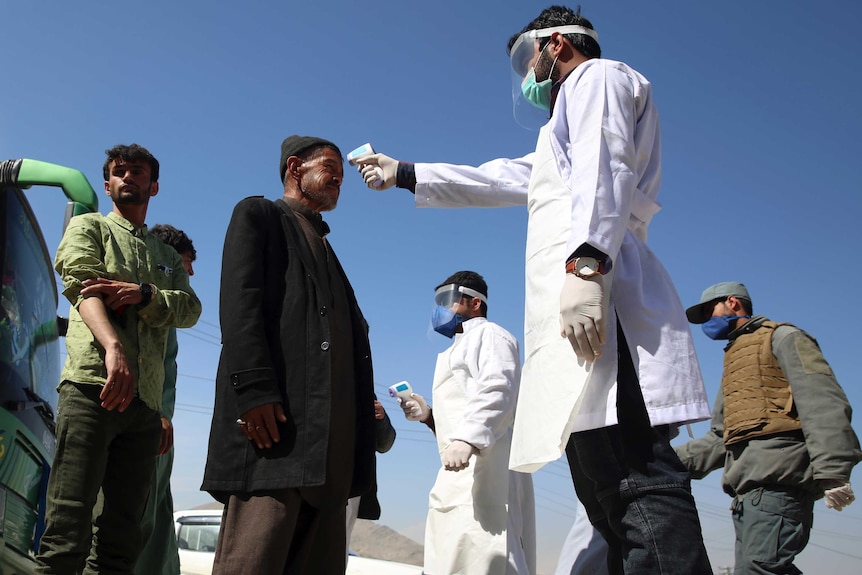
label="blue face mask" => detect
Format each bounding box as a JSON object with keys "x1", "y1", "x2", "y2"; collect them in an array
[
  {"x1": 702, "y1": 315, "x2": 750, "y2": 340},
  {"x1": 431, "y1": 306, "x2": 463, "y2": 339}
]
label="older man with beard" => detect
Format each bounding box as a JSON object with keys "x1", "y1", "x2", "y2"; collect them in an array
[{"x1": 202, "y1": 136, "x2": 377, "y2": 575}]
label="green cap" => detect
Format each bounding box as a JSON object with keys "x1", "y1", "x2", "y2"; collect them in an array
[{"x1": 685, "y1": 282, "x2": 751, "y2": 324}]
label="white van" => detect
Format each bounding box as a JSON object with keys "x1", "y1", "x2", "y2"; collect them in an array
[{"x1": 173, "y1": 508, "x2": 423, "y2": 575}]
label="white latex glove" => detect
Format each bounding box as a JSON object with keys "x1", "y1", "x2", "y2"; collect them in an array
[
  {"x1": 398, "y1": 392, "x2": 430, "y2": 422},
  {"x1": 824, "y1": 482, "x2": 855, "y2": 511},
  {"x1": 559, "y1": 274, "x2": 607, "y2": 360},
  {"x1": 356, "y1": 153, "x2": 398, "y2": 190},
  {"x1": 442, "y1": 440, "x2": 478, "y2": 471}
]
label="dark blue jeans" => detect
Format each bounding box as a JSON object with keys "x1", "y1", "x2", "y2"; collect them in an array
[{"x1": 565, "y1": 326, "x2": 712, "y2": 575}]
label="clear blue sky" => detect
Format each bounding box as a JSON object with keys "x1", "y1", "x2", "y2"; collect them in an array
[{"x1": 4, "y1": 1, "x2": 861, "y2": 572}]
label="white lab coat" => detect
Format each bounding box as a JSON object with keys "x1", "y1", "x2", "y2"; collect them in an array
[
  {"x1": 414, "y1": 59, "x2": 710, "y2": 472},
  {"x1": 553, "y1": 498, "x2": 609, "y2": 575},
  {"x1": 425, "y1": 318, "x2": 535, "y2": 575}
]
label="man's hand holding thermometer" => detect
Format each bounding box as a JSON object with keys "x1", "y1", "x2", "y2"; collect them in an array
[
  {"x1": 347, "y1": 143, "x2": 399, "y2": 190},
  {"x1": 388, "y1": 381, "x2": 430, "y2": 422}
]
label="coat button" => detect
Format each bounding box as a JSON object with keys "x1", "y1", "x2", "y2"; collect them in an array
[
  {"x1": 320, "y1": 341, "x2": 330, "y2": 351},
  {"x1": 319, "y1": 306, "x2": 327, "y2": 316}
]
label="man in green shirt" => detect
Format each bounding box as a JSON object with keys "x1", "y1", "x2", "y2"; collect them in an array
[{"x1": 37, "y1": 144, "x2": 202, "y2": 574}]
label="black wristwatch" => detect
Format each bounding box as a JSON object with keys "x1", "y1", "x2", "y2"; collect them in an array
[{"x1": 139, "y1": 283, "x2": 153, "y2": 306}]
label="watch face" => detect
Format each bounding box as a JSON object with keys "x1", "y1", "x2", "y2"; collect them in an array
[
  {"x1": 140, "y1": 283, "x2": 153, "y2": 302},
  {"x1": 576, "y1": 257, "x2": 600, "y2": 277}
]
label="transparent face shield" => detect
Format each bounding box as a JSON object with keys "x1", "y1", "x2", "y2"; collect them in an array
[
  {"x1": 433, "y1": 284, "x2": 487, "y2": 310},
  {"x1": 509, "y1": 25, "x2": 599, "y2": 130},
  {"x1": 428, "y1": 284, "x2": 488, "y2": 339}
]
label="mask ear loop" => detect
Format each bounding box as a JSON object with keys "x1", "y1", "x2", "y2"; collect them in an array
[
  {"x1": 538, "y1": 32, "x2": 564, "y2": 83},
  {"x1": 544, "y1": 56, "x2": 559, "y2": 83},
  {"x1": 530, "y1": 41, "x2": 550, "y2": 80}
]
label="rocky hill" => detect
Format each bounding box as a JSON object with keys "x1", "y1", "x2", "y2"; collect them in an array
[
  {"x1": 351, "y1": 519, "x2": 424, "y2": 566},
  {"x1": 190, "y1": 501, "x2": 424, "y2": 567}
]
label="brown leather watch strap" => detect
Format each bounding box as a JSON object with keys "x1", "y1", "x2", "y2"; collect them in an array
[{"x1": 565, "y1": 257, "x2": 605, "y2": 276}]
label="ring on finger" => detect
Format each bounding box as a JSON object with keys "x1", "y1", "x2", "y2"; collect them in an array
[{"x1": 236, "y1": 418, "x2": 246, "y2": 425}]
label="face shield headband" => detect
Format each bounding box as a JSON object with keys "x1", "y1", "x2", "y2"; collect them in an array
[
  {"x1": 509, "y1": 24, "x2": 599, "y2": 77},
  {"x1": 433, "y1": 284, "x2": 488, "y2": 309}
]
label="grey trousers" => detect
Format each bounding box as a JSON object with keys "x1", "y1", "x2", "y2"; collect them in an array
[{"x1": 731, "y1": 487, "x2": 814, "y2": 575}]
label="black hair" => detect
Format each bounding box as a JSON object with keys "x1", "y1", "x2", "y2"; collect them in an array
[
  {"x1": 436, "y1": 270, "x2": 488, "y2": 316},
  {"x1": 103, "y1": 144, "x2": 160, "y2": 182},
  {"x1": 150, "y1": 224, "x2": 196, "y2": 261},
  {"x1": 706, "y1": 295, "x2": 754, "y2": 318},
  {"x1": 507, "y1": 5, "x2": 601, "y2": 60}
]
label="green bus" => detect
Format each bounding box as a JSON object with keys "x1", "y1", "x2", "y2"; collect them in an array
[{"x1": 0, "y1": 159, "x2": 97, "y2": 573}]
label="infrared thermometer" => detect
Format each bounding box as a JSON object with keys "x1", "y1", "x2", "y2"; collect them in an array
[
  {"x1": 347, "y1": 142, "x2": 384, "y2": 188},
  {"x1": 388, "y1": 380, "x2": 413, "y2": 402}
]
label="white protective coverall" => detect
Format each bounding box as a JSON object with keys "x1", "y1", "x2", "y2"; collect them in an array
[
  {"x1": 425, "y1": 317, "x2": 536, "y2": 575},
  {"x1": 553, "y1": 498, "x2": 608, "y2": 575},
  {"x1": 412, "y1": 59, "x2": 710, "y2": 472}
]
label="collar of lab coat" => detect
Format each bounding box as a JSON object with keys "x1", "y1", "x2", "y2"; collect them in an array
[{"x1": 456, "y1": 316, "x2": 488, "y2": 338}]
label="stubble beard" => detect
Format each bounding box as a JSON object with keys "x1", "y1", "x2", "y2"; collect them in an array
[
  {"x1": 301, "y1": 186, "x2": 337, "y2": 212},
  {"x1": 112, "y1": 183, "x2": 151, "y2": 206},
  {"x1": 534, "y1": 49, "x2": 557, "y2": 84},
  {"x1": 299, "y1": 172, "x2": 339, "y2": 212}
]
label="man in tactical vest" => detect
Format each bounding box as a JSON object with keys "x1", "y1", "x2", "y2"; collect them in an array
[{"x1": 676, "y1": 281, "x2": 861, "y2": 574}]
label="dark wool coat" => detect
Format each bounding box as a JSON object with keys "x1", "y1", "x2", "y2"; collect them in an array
[{"x1": 201, "y1": 197, "x2": 375, "y2": 503}]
